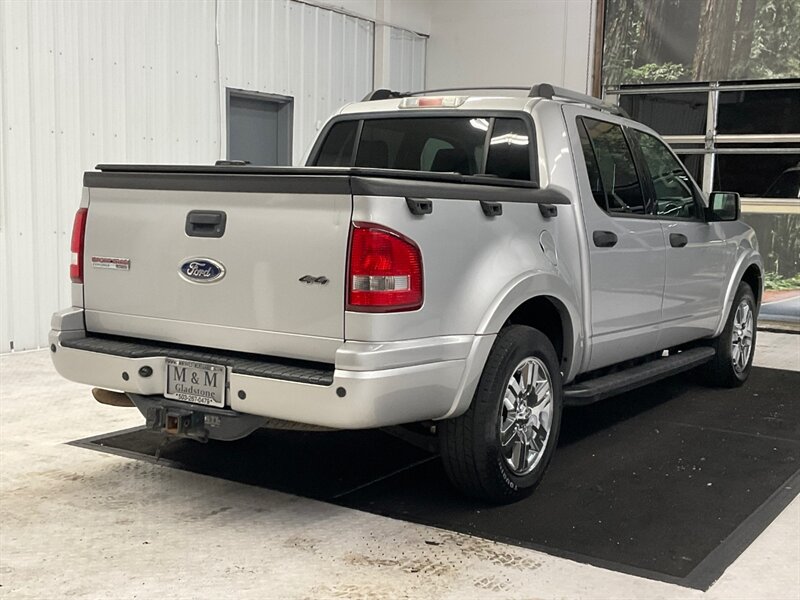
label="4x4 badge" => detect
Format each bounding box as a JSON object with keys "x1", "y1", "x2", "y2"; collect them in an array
[{"x1": 299, "y1": 275, "x2": 329, "y2": 285}]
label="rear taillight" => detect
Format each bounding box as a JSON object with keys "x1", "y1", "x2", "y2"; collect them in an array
[
  {"x1": 70, "y1": 208, "x2": 88, "y2": 283},
  {"x1": 347, "y1": 222, "x2": 423, "y2": 312}
]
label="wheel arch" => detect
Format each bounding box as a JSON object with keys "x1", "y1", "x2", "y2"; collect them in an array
[
  {"x1": 476, "y1": 273, "x2": 582, "y2": 382},
  {"x1": 504, "y1": 295, "x2": 574, "y2": 378},
  {"x1": 741, "y1": 263, "x2": 763, "y2": 308},
  {"x1": 441, "y1": 274, "x2": 582, "y2": 422},
  {"x1": 714, "y1": 253, "x2": 764, "y2": 338}
]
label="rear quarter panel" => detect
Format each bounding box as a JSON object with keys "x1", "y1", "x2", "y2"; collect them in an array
[{"x1": 346, "y1": 190, "x2": 584, "y2": 378}]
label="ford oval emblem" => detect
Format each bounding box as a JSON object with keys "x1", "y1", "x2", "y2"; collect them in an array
[{"x1": 179, "y1": 258, "x2": 226, "y2": 284}]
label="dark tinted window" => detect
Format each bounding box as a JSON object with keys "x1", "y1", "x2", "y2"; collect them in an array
[
  {"x1": 577, "y1": 119, "x2": 607, "y2": 210},
  {"x1": 631, "y1": 129, "x2": 701, "y2": 219},
  {"x1": 314, "y1": 121, "x2": 357, "y2": 166},
  {"x1": 355, "y1": 118, "x2": 487, "y2": 174},
  {"x1": 579, "y1": 117, "x2": 647, "y2": 214},
  {"x1": 718, "y1": 89, "x2": 800, "y2": 135},
  {"x1": 311, "y1": 116, "x2": 535, "y2": 181},
  {"x1": 485, "y1": 118, "x2": 531, "y2": 180},
  {"x1": 764, "y1": 169, "x2": 800, "y2": 198},
  {"x1": 714, "y1": 152, "x2": 800, "y2": 197}
]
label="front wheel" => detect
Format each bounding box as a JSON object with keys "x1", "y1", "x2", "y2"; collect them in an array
[
  {"x1": 705, "y1": 282, "x2": 757, "y2": 387},
  {"x1": 439, "y1": 325, "x2": 563, "y2": 504}
]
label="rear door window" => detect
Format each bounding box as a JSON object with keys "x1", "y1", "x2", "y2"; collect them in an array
[{"x1": 578, "y1": 117, "x2": 647, "y2": 215}]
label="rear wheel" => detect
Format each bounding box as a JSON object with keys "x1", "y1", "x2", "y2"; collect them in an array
[
  {"x1": 705, "y1": 282, "x2": 757, "y2": 387},
  {"x1": 439, "y1": 325, "x2": 562, "y2": 504}
]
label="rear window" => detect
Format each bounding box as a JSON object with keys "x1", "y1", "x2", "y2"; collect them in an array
[{"x1": 313, "y1": 116, "x2": 534, "y2": 181}]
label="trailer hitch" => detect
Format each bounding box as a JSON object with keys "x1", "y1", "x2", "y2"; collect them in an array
[{"x1": 145, "y1": 406, "x2": 209, "y2": 443}]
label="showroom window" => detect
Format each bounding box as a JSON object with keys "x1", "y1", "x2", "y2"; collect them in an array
[{"x1": 577, "y1": 117, "x2": 647, "y2": 215}]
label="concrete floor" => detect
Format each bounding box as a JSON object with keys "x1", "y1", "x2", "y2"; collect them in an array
[{"x1": 1, "y1": 332, "x2": 799, "y2": 600}]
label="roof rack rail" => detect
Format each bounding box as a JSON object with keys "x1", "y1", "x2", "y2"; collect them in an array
[
  {"x1": 360, "y1": 83, "x2": 629, "y2": 118},
  {"x1": 407, "y1": 86, "x2": 531, "y2": 96},
  {"x1": 361, "y1": 86, "x2": 532, "y2": 101},
  {"x1": 361, "y1": 89, "x2": 408, "y2": 101},
  {"x1": 529, "y1": 83, "x2": 629, "y2": 117}
]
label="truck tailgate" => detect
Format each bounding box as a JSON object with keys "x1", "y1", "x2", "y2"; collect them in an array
[{"x1": 82, "y1": 182, "x2": 351, "y2": 363}]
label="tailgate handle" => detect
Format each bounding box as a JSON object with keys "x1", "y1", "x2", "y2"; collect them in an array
[
  {"x1": 186, "y1": 210, "x2": 227, "y2": 238},
  {"x1": 480, "y1": 201, "x2": 503, "y2": 217},
  {"x1": 406, "y1": 197, "x2": 433, "y2": 216}
]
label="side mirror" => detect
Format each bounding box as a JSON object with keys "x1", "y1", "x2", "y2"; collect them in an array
[{"x1": 707, "y1": 191, "x2": 740, "y2": 221}]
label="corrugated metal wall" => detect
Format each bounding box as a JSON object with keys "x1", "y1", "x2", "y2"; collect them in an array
[
  {"x1": 386, "y1": 27, "x2": 426, "y2": 92},
  {"x1": 0, "y1": 0, "x2": 392, "y2": 353},
  {"x1": 217, "y1": 0, "x2": 374, "y2": 163}
]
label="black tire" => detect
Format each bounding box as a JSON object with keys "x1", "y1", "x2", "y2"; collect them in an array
[
  {"x1": 705, "y1": 282, "x2": 757, "y2": 388},
  {"x1": 439, "y1": 325, "x2": 563, "y2": 504}
]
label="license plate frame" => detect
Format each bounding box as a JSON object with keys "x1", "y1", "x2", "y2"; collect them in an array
[{"x1": 164, "y1": 358, "x2": 227, "y2": 409}]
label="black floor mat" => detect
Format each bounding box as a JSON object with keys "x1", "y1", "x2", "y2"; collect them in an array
[{"x1": 72, "y1": 367, "x2": 800, "y2": 589}]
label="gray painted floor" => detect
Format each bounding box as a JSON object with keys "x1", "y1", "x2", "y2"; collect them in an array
[{"x1": 1, "y1": 333, "x2": 799, "y2": 599}]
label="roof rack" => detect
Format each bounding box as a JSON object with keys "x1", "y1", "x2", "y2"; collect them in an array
[
  {"x1": 529, "y1": 83, "x2": 629, "y2": 117},
  {"x1": 361, "y1": 83, "x2": 629, "y2": 117}
]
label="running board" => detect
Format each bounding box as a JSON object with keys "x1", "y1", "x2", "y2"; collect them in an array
[{"x1": 564, "y1": 347, "x2": 716, "y2": 406}]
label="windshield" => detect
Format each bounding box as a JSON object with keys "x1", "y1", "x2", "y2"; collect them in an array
[{"x1": 312, "y1": 116, "x2": 534, "y2": 181}]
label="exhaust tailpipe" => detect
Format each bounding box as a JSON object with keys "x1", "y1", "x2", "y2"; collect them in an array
[{"x1": 92, "y1": 388, "x2": 134, "y2": 407}]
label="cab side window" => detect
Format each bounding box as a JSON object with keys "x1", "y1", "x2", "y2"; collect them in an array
[
  {"x1": 577, "y1": 117, "x2": 647, "y2": 215},
  {"x1": 631, "y1": 129, "x2": 701, "y2": 219}
]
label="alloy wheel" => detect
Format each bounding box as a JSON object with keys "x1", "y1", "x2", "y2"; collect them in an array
[
  {"x1": 731, "y1": 299, "x2": 754, "y2": 374},
  {"x1": 499, "y1": 357, "x2": 553, "y2": 476}
]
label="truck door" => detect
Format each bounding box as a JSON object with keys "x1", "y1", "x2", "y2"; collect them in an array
[
  {"x1": 565, "y1": 109, "x2": 667, "y2": 371},
  {"x1": 627, "y1": 127, "x2": 732, "y2": 346}
]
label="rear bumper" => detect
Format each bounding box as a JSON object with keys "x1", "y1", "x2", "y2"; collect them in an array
[{"x1": 50, "y1": 308, "x2": 494, "y2": 429}]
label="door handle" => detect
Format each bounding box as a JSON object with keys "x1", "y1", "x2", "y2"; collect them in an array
[
  {"x1": 185, "y1": 210, "x2": 227, "y2": 238},
  {"x1": 669, "y1": 233, "x2": 688, "y2": 248},
  {"x1": 593, "y1": 230, "x2": 618, "y2": 248}
]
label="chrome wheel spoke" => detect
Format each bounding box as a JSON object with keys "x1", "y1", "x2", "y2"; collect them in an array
[
  {"x1": 500, "y1": 420, "x2": 516, "y2": 447},
  {"x1": 503, "y1": 392, "x2": 516, "y2": 413},
  {"x1": 511, "y1": 438, "x2": 525, "y2": 471},
  {"x1": 521, "y1": 361, "x2": 534, "y2": 394},
  {"x1": 527, "y1": 421, "x2": 544, "y2": 452}
]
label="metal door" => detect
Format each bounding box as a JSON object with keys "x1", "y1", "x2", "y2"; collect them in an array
[{"x1": 227, "y1": 90, "x2": 293, "y2": 166}]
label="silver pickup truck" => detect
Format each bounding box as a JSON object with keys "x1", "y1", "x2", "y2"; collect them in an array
[{"x1": 51, "y1": 84, "x2": 762, "y2": 503}]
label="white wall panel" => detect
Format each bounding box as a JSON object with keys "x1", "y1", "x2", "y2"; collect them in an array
[
  {"x1": 0, "y1": 0, "x2": 383, "y2": 353},
  {"x1": 217, "y1": 0, "x2": 374, "y2": 164},
  {"x1": 426, "y1": 0, "x2": 594, "y2": 93},
  {"x1": 387, "y1": 27, "x2": 426, "y2": 92}
]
